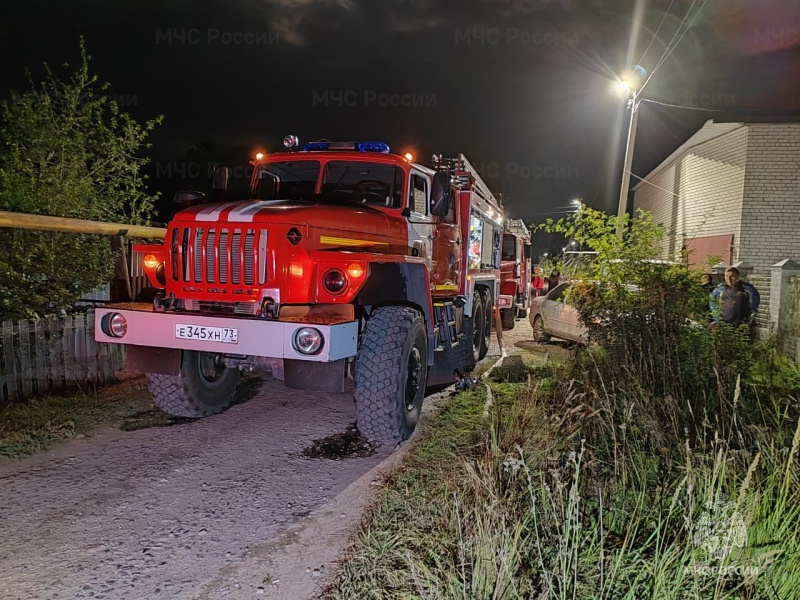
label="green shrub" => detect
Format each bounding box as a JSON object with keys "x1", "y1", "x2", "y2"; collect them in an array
[{"x1": 0, "y1": 40, "x2": 161, "y2": 319}]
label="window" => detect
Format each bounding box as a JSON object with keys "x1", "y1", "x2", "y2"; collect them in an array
[
  {"x1": 548, "y1": 283, "x2": 569, "y2": 301},
  {"x1": 253, "y1": 161, "x2": 319, "y2": 200},
  {"x1": 321, "y1": 162, "x2": 404, "y2": 207},
  {"x1": 409, "y1": 174, "x2": 428, "y2": 215},
  {"x1": 502, "y1": 234, "x2": 516, "y2": 261}
]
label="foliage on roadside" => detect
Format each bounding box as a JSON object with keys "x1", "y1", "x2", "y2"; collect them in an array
[
  {"x1": 325, "y1": 208, "x2": 800, "y2": 599},
  {"x1": 0, "y1": 377, "x2": 152, "y2": 458},
  {"x1": 0, "y1": 39, "x2": 161, "y2": 319}
]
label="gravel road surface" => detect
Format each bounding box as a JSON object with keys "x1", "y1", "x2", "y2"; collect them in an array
[{"x1": 0, "y1": 318, "x2": 537, "y2": 600}]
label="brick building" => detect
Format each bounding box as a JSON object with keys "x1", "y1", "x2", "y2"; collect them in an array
[{"x1": 633, "y1": 119, "x2": 800, "y2": 274}]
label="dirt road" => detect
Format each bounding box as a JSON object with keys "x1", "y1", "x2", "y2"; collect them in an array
[{"x1": 0, "y1": 319, "x2": 536, "y2": 600}]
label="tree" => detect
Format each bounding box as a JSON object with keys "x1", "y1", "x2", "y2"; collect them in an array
[{"x1": 0, "y1": 40, "x2": 162, "y2": 319}]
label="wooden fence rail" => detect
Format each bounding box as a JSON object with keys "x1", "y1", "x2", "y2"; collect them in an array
[{"x1": 0, "y1": 312, "x2": 125, "y2": 403}]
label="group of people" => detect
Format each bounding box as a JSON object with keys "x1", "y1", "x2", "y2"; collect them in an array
[{"x1": 702, "y1": 267, "x2": 760, "y2": 330}]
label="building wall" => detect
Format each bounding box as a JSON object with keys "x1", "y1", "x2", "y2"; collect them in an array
[
  {"x1": 740, "y1": 124, "x2": 800, "y2": 272},
  {"x1": 678, "y1": 126, "x2": 748, "y2": 264},
  {"x1": 633, "y1": 162, "x2": 680, "y2": 258},
  {"x1": 634, "y1": 126, "x2": 748, "y2": 263}
]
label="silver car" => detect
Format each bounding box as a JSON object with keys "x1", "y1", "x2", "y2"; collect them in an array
[{"x1": 528, "y1": 282, "x2": 588, "y2": 344}]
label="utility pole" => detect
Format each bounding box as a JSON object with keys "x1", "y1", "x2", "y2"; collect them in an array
[
  {"x1": 615, "y1": 90, "x2": 640, "y2": 239},
  {"x1": 614, "y1": 64, "x2": 647, "y2": 240}
]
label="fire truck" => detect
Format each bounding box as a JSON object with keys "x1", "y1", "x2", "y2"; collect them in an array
[
  {"x1": 497, "y1": 218, "x2": 532, "y2": 330},
  {"x1": 95, "y1": 137, "x2": 504, "y2": 442}
]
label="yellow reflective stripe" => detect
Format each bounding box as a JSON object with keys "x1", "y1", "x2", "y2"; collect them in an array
[
  {"x1": 434, "y1": 284, "x2": 459, "y2": 291},
  {"x1": 319, "y1": 235, "x2": 388, "y2": 247}
]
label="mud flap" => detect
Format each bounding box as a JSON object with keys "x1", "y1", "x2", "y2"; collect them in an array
[
  {"x1": 124, "y1": 345, "x2": 181, "y2": 375},
  {"x1": 284, "y1": 358, "x2": 346, "y2": 393}
]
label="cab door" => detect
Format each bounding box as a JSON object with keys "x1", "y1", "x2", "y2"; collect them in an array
[
  {"x1": 431, "y1": 189, "x2": 461, "y2": 294},
  {"x1": 406, "y1": 171, "x2": 434, "y2": 270}
]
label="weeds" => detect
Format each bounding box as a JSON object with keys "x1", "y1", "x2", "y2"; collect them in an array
[{"x1": 0, "y1": 377, "x2": 151, "y2": 457}]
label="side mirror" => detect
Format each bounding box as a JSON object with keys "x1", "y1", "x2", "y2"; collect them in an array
[
  {"x1": 430, "y1": 171, "x2": 452, "y2": 218},
  {"x1": 174, "y1": 190, "x2": 207, "y2": 208},
  {"x1": 211, "y1": 165, "x2": 229, "y2": 202}
]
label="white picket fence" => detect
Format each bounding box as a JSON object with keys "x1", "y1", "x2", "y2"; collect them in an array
[{"x1": 0, "y1": 312, "x2": 126, "y2": 403}]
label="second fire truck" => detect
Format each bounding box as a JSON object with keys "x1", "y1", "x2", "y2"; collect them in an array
[
  {"x1": 95, "y1": 137, "x2": 504, "y2": 442},
  {"x1": 498, "y1": 218, "x2": 532, "y2": 330}
]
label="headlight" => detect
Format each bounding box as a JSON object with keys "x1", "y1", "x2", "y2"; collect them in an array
[
  {"x1": 293, "y1": 327, "x2": 323, "y2": 355},
  {"x1": 143, "y1": 254, "x2": 160, "y2": 269},
  {"x1": 155, "y1": 263, "x2": 167, "y2": 286},
  {"x1": 101, "y1": 313, "x2": 128, "y2": 338},
  {"x1": 322, "y1": 269, "x2": 347, "y2": 294}
]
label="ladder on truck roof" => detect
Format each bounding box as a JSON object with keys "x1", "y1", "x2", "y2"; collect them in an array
[
  {"x1": 434, "y1": 153, "x2": 501, "y2": 210},
  {"x1": 505, "y1": 218, "x2": 531, "y2": 241}
]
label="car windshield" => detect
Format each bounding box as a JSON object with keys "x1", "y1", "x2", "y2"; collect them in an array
[{"x1": 253, "y1": 159, "x2": 404, "y2": 208}]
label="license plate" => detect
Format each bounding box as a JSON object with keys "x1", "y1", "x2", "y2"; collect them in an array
[{"x1": 175, "y1": 324, "x2": 238, "y2": 344}]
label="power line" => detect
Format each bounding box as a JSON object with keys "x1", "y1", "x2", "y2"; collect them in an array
[
  {"x1": 640, "y1": 0, "x2": 708, "y2": 94},
  {"x1": 635, "y1": 0, "x2": 675, "y2": 68},
  {"x1": 641, "y1": 97, "x2": 730, "y2": 112}
]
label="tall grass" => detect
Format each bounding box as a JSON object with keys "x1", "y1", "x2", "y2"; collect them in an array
[{"x1": 324, "y1": 349, "x2": 800, "y2": 599}]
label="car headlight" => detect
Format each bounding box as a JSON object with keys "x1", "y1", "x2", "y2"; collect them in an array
[{"x1": 293, "y1": 327, "x2": 324, "y2": 355}]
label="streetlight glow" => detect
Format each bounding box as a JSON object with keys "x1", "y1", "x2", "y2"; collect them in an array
[
  {"x1": 615, "y1": 64, "x2": 647, "y2": 239},
  {"x1": 614, "y1": 79, "x2": 631, "y2": 94}
]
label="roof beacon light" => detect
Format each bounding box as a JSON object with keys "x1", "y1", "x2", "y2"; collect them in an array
[
  {"x1": 255, "y1": 152, "x2": 265, "y2": 160},
  {"x1": 283, "y1": 134, "x2": 299, "y2": 149},
  {"x1": 302, "y1": 141, "x2": 390, "y2": 153}
]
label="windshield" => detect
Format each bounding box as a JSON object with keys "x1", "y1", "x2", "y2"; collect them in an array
[
  {"x1": 321, "y1": 161, "x2": 404, "y2": 207},
  {"x1": 502, "y1": 234, "x2": 516, "y2": 261},
  {"x1": 253, "y1": 161, "x2": 320, "y2": 201},
  {"x1": 253, "y1": 159, "x2": 404, "y2": 208}
]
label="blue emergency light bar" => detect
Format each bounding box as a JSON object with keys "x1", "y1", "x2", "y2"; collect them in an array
[{"x1": 302, "y1": 141, "x2": 391, "y2": 153}]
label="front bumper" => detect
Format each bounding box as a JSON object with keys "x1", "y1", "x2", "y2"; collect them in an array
[{"x1": 95, "y1": 304, "x2": 358, "y2": 362}]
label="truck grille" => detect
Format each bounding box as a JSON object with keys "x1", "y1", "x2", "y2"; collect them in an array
[{"x1": 170, "y1": 225, "x2": 268, "y2": 286}]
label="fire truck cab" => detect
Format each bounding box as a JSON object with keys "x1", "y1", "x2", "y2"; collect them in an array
[
  {"x1": 498, "y1": 218, "x2": 532, "y2": 330},
  {"x1": 95, "y1": 138, "x2": 503, "y2": 442}
]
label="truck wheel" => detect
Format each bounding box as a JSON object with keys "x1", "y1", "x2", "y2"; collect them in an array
[
  {"x1": 516, "y1": 306, "x2": 528, "y2": 320},
  {"x1": 478, "y1": 287, "x2": 491, "y2": 360},
  {"x1": 532, "y1": 316, "x2": 550, "y2": 344},
  {"x1": 354, "y1": 306, "x2": 428, "y2": 442},
  {"x1": 468, "y1": 290, "x2": 484, "y2": 366},
  {"x1": 500, "y1": 307, "x2": 516, "y2": 331},
  {"x1": 147, "y1": 351, "x2": 240, "y2": 418}
]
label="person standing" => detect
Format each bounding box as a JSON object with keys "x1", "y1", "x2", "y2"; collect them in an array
[
  {"x1": 532, "y1": 268, "x2": 545, "y2": 297},
  {"x1": 711, "y1": 267, "x2": 760, "y2": 328}
]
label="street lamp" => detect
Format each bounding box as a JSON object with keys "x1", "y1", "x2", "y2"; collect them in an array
[{"x1": 614, "y1": 65, "x2": 647, "y2": 239}]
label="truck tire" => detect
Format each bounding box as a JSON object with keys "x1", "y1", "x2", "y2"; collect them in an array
[
  {"x1": 468, "y1": 290, "x2": 484, "y2": 366},
  {"x1": 516, "y1": 306, "x2": 528, "y2": 320},
  {"x1": 354, "y1": 306, "x2": 428, "y2": 442},
  {"x1": 500, "y1": 307, "x2": 516, "y2": 331},
  {"x1": 532, "y1": 315, "x2": 550, "y2": 344},
  {"x1": 478, "y1": 287, "x2": 492, "y2": 360},
  {"x1": 147, "y1": 350, "x2": 240, "y2": 418}
]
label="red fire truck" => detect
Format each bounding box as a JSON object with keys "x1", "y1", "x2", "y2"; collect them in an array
[
  {"x1": 95, "y1": 138, "x2": 503, "y2": 442},
  {"x1": 498, "y1": 218, "x2": 532, "y2": 330}
]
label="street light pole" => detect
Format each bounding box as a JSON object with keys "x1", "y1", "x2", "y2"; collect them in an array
[{"x1": 616, "y1": 88, "x2": 640, "y2": 239}]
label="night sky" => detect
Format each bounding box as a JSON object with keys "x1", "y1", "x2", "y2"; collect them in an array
[{"x1": 3, "y1": 0, "x2": 800, "y2": 251}]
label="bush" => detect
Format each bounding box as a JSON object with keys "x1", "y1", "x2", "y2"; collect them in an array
[{"x1": 0, "y1": 40, "x2": 161, "y2": 319}]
